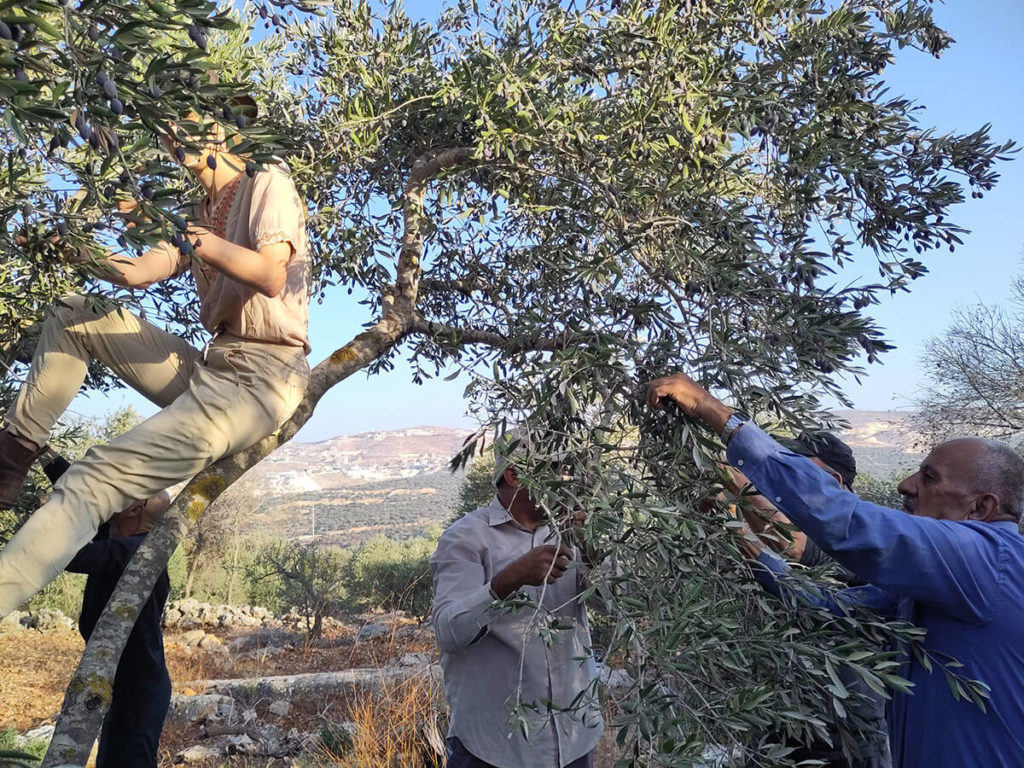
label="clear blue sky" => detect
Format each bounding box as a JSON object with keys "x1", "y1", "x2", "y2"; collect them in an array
[{"x1": 68, "y1": 0, "x2": 1024, "y2": 441}]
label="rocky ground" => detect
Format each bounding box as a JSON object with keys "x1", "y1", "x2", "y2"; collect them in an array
[
  {"x1": 0, "y1": 602, "x2": 623, "y2": 767},
  {"x1": 1, "y1": 602, "x2": 445, "y2": 766}
]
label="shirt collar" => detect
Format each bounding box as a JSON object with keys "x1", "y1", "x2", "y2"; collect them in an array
[
  {"x1": 485, "y1": 495, "x2": 545, "y2": 534},
  {"x1": 486, "y1": 496, "x2": 513, "y2": 527}
]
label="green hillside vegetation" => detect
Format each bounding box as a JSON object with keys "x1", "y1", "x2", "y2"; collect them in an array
[{"x1": 248, "y1": 470, "x2": 464, "y2": 545}]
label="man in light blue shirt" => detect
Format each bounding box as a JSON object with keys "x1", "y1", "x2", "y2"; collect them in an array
[{"x1": 647, "y1": 372, "x2": 1024, "y2": 768}]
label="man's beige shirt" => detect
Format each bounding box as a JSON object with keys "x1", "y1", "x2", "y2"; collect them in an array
[
  {"x1": 149, "y1": 162, "x2": 311, "y2": 352},
  {"x1": 431, "y1": 497, "x2": 604, "y2": 768}
]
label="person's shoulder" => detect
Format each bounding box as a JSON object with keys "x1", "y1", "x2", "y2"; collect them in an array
[
  {"x1": 438, "y1": 506, "x2": 493, "y2": 545},
  {"x1": 248, "y1": 160, "x2": 298, "y2": 194},
  {"x1": 954, "y1": 521, "x2": 1024, "y2": 559}
]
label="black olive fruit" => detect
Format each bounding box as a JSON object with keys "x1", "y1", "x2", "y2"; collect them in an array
[
  {"x1": 188, "y1": 24, "x2": 206, "y2": 50},
  {"x1": 174, "y1": 146, "x2": 186, "y2": 163},
  {"x1": 109, "y1": 99, "x2": 123, "y2": 115},
  {"x1": 206, "y1": 154, "x2": 217, "y2": 170}
]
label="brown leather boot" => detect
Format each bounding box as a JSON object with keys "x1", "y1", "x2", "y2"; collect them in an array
[{"x1": 0, "y1": 428, "x2": 47, "y2": 508}]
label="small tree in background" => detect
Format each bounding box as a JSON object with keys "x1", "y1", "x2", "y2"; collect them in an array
[
  {"x1": 915, "y1": 273, "x2": 1024, "y2": 444},
  {"x1": 1, "y1": 406, "x2": 142, "y2": 618},
  {"x1": 452, "y1": 453, "x2": 497, "y2": 524},
  {"x1": 346, "y1": 530, "x2": 441, "y2": 622},
  {"x1": 855, "y1": 472, "x2": 907, "y2": 510},
  {"x1": 244, "y1": 540, "x2": 351, "y2": 641}
]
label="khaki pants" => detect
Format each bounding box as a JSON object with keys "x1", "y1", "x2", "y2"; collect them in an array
[{"x1": 0, "y1": 295, "x2": 309, "y2": 615}]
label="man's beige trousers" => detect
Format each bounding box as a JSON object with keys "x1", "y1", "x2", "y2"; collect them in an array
[{"x1": 0, "y1": 295, "x2": 309, "y2": 615}]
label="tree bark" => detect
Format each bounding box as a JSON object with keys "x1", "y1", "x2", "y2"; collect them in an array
[{"x1": 41, "y1": 147, "x2": 480, "y2": 767}]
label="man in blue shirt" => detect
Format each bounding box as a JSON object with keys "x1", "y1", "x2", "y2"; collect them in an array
[{"x1": 647, "y1": 372, "x2": 1024, "y2": 768}]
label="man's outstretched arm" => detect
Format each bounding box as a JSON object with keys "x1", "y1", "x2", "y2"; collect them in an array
[
  {"x1": 746, "y1": 543, "x2": 899, "y2": 617},
  {"x1": 647, "y1": 373, "x2": 1012, "y2": 623}
]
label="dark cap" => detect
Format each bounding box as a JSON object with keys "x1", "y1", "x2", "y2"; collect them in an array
[{"x1": 775, "y1": 431, "x2": 857, "y2": 488}]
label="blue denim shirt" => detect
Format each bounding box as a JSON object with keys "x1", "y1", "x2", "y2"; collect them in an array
[{"x1": 728, "y1": 423, "x2": 1024, "y2": 768}]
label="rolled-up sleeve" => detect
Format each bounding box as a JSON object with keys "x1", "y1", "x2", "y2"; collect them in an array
[
  {"x1": 430, "y1": 526, "x2": 498, "y2": 653},
  {"x1": 727, "y1": 423, "x2": 1008, "y2": 623},
  {"x1": 248, "y1": 167, "x2": 305, "y2": 258}
]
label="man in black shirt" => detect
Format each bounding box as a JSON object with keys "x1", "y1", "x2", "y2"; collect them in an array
[
  {"x1": 728, "y1": 433, "x2": 890, "y2": 768},
  {"x1": 44, "y1": 456, "x2": 172, "y2": 768}
]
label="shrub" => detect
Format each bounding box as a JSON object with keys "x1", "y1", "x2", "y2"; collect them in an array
[
  {"x1": 243, "y1": 540, "x2": 352, "y2": 640},
  {"x1": 345, "y1": 533, "x2": 440, "y2": 621}
]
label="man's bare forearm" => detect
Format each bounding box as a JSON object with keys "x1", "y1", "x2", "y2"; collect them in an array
[
  {"x1": 190, "y1": 228, "x2": 289, "y2": 297},
  {"x1": 81, "y1": 248, "x2": 173, "y2": 290}
]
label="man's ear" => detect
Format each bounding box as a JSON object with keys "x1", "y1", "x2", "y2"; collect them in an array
[
  {"x1": 968, "y1": 493, "x2": 1001, "y2": 522},
  {"x1": 503, "y1": 466, "x2": 520, "y2": 489}
]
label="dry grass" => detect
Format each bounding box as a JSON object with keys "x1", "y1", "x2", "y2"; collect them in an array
[
  {"x1": 1, "y1": 619, "x2": 624, "y2": 767},
  {"x1": 309, "y1": 671, "x2": 446, "y2": 768},
  {"x1": 0, "y1": 626, "x2": 83, "y2": 730}
]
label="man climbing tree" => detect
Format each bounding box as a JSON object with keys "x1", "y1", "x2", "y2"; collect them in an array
[{"x1": 0, "y1": 105, "x2": 311, "y2": 616}]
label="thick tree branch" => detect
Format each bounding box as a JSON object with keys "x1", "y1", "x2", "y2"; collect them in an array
[
  {"x1": 43, "y1": 147, "x2": 478, "y2": 768},
  {"x1": 410, "y1": 316, "x2": 579, "y2": 353},
  {"x1": 418, "y1": 276, "x2": 494, "y2": 298}
]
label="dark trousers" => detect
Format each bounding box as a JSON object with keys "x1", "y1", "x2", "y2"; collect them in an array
[
  {"x1": 96, "y1": 675, "x2": 172, "y2": 768},
  {"x1": 446, "y1": 737, "x2": 594, "y2": 768}
]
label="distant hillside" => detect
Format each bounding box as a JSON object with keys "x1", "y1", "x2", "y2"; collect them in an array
[
  {"x1": 210, "y1": 414, "x2": 919, "y2": 547},
  {"x1": 830, "y1": 410, "x2": 922, "y2": 478},
  {"x1": 214, "y1": 426, "x2": 472, "y2": 547}
]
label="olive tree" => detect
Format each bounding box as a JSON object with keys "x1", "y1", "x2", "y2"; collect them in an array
[{"x1": 0, "y1": 0, "x2": 1012, "y2": 765}]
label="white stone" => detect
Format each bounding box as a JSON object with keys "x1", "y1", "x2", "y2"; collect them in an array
[
  {"x1": 0, "y1": 610, "x2": 26, "y2": 633},
  {"x1": 398, "y1": 652, "x2": 430, "y2": 667},
  {"x1": 600, "y1": 666, "x2": 634, "y2": 691},
  {"x1": 175, "y1": 744, "x2": 222, "y2": 763},
  {"x1": 268, "y1": 699, "x2": 291, "y2": 717},
  {"x1": 167, "y1": 694, "x2": 235, "y2": 727},
  {"x1": 198, "y1": 634, "x2": 223, "y2": 649},
  {"x1": 181, "y1": 629, "x2": 207, "y2": 646},
  {"x1": 357, "y1": 622, "x2": 388, "y2": 641},
  {"x1": 23, "y1": 724, "x2": 55, "y2": 743}
]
